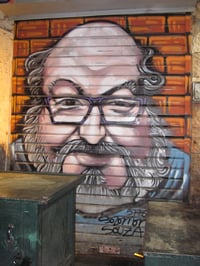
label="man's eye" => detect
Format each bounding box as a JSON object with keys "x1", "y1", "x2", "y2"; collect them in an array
[
  {"x1": 54, "y1": 98, "x2": 81, "y2": 108},
  {"x1": 106, "y1": 99, "x2": 139, "y2": 110}
]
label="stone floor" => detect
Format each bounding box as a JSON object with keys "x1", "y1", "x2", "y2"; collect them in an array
[{"x1": 75, "y1": 255, "x2": 144, "y2": 266}]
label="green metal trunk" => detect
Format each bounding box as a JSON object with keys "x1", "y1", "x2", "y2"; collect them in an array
[{"x1": 0, "y1": 172, "x2": 82, "y2": 266}]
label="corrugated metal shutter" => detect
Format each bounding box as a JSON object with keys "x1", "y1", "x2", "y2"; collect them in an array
[{"x1": 11, "y1": 14, "x2": 191, "y2": 256}]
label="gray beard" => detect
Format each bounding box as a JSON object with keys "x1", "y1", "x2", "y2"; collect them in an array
[{"x1": 36, "y1": 139, "x2": 147, "y2": 199}]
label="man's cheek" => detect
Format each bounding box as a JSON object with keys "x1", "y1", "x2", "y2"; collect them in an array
[
  {"x1": 38, "y1": 112, "x2": 77, "y2": 144},
  {"x1": 106, "y1": 126, "x2": 152, "y2": 158}
]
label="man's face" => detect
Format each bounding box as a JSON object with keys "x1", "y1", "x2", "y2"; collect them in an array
[{"x1": 36, "y1": 23, "x2": 152, "y2": 210}]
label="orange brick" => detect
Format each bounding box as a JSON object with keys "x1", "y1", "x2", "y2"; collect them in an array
[
  {"x1": 167, "y1": 96, "x2": 189, "y2": 115},
  {"x1": 188, "y1": 35, "x2": 192, "y2": 53},
  {"x1": 184, "y1": 76, "x2": 190, "y2": 94},
  {"x1": 166, "y1": 56, "x2": 183, "y2": 74},
  {"x1": 14, "y1": 40, "x2": 29, "y2": 57},
  {"x1": 135, "y1": 36, "x2": 148, "y2": 46},
  {"x1": 149, "y1": 35, "x2": 187, "y2": 55},
  {"x1": 161, "y1": 76, "x2": 187, "y2": 95},
  {"x1": 12, "y1": 77, "x2": 25, "y2": 94},
  {"x1": 168, "y1": 15, "x2": 192, "y2": 33},
  {"x1": 30, "y1": 39, "x2": 57, "y2": 53},
  {"x1": 151, "y1": 96, "x2": 167, "y2": 113},
  {"x1": 128, "y1": 16, "x2": 166, "y2": 33},
  {"x1": 185, "y1": 96, "x2": 192, "y2": 116},
  {"x1": 51, "y1": 18, "x2": 83, "y2": 37},
  {"x1": 171, "y1": 137, "x2": 191, "y2": 154},
  {"x1": 152, "y1": 55, "x2": 165, "y2": 73},
  {"x1": 165, "y1": 117, "x2": 185, "y2": 137},
  {"x1": 16, "y1": 20, "x2": 49, "y2": 39},
  {"x1": 186, "y1": 117, "x2": 191, "y2": 137},
  {"x1": 166, "y1": 56, "x2": 191, "y2": 74},
  {"x1": 185, "y1": 55, "x2": 192, "y2": 73},
  {"x1": 13, "y1": 58, "x2": 26, "y2": 76},
  {"x1": 85, "y1": 16, "x2": 127, "y2": 29},
  {"x1": 188, "y1": 77, "x2": 192, "y2": 94},
  {"x1": 186, "y1": 15, "x2": 192, "y2": 33},
  {"x1": 12, "y1": 95, "x2": 30, "y2": 114},
  {"x1": 11, "y1": 115, "x2": 23, "y2": 133},
  {"x1": 168, "y1": 96, "x2": 185, "y2": 115},
  {"x1": 10, "y1": 133, "x2": 19, "y2": 143}
]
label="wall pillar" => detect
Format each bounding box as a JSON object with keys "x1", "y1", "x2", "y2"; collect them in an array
[
  {"x1": 191, "y1": 0, "x2": 200, "y2": 205},
  {"x1": 0, "y1": 11, "x2": 14, "y2": 170}
]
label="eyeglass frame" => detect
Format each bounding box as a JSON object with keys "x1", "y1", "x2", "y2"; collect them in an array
[{"x1": 44, "y1": 94, "x2": 146, "y2": 126}]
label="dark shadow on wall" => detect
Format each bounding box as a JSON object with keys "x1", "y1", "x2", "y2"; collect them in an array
[
  {"x1": 0, "y1": 145, "x2": 6, "y2": 170},
  {"x1": 75, "y1": 255, "x2": 144, "y2": 266}
]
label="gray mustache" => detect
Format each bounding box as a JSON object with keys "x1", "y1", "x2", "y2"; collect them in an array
[{"x1": 54, "y1": 139, "x2": 131, "y2": 158}]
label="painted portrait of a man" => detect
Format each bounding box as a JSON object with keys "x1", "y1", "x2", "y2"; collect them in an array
[{"x1": 11, "y1": 21, "x2": 190, "y2": 217}]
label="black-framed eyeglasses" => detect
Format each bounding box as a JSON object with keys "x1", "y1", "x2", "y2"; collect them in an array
[{"x1": 44, "y1": 95, "x2": 146, "y2": 125}]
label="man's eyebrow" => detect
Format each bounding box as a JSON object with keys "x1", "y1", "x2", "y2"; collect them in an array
[
  {"x1": 48, "y1": 79, "x2": 84, "y2": 95},
  {"x1": 102, "y1": 80, "x2": 137, "y2": 96},
  {"x1": 48, "y1": 79, "x2": 137, "y2": 96}
]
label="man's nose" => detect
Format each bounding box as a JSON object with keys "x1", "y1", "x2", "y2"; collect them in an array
[{"x1": 79, "y1": 106, "x2": 106, "y2": 144}]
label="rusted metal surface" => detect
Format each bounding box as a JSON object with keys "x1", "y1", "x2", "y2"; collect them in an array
[{"x1": 144, "y1": 201, "x2": 200, "y2": 266}]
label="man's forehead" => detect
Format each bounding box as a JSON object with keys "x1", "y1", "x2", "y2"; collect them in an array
[
  {"x1": 47, "y1": 22, "x2": 141, "y2": 59},
  {"x1": 43, "y1": 22, "x2": 142, "y2": 93}
]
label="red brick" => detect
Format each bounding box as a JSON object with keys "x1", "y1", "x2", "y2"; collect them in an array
[
  {"x1": 161, "y1": 76, "x2": 188, "y2": 95},
  {"x1": 16, "y1": 20, "x2": 49, "y2": 39},
  {"x1": 149, "y1": 35, "x2": 187, "y2": 55},
  {"x1": 51, "y1": 18, "x2": 83, "y2": 37},
  {"x1": 14, "y1": 40, "x2": 29, "y2": 57},
  {"x1": 30, "y1": 39, "x2": 57, "y2": 53},
  {"x1": 85, "y1": 16, "x2": 127, "y2": 29},
  {"x1": 128, "y1": 16, "x2": 166, "y2": 33},
  {"x1": 168, "y1": 15, "x2": 192, "y2": 33}
]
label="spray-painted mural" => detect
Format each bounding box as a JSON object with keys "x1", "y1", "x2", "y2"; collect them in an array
[{"x1": 11, "y1": 16, "x2": 191, "y2": 255}]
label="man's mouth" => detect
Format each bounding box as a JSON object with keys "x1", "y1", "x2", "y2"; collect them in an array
[
  {"x1": 74, "y1": 152, "x2": 112, "y2": 167},
  {"x1": 51, "y1": 139, "x2": 131, "y2": 188},
  {"x1": 61, "y1": 149, "x2": 128, "y2": 190}
]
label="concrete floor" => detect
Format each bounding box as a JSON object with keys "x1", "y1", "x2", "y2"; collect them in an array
[{"x1": 75, "y1": 255, "x2": 144, "y2": 266}]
